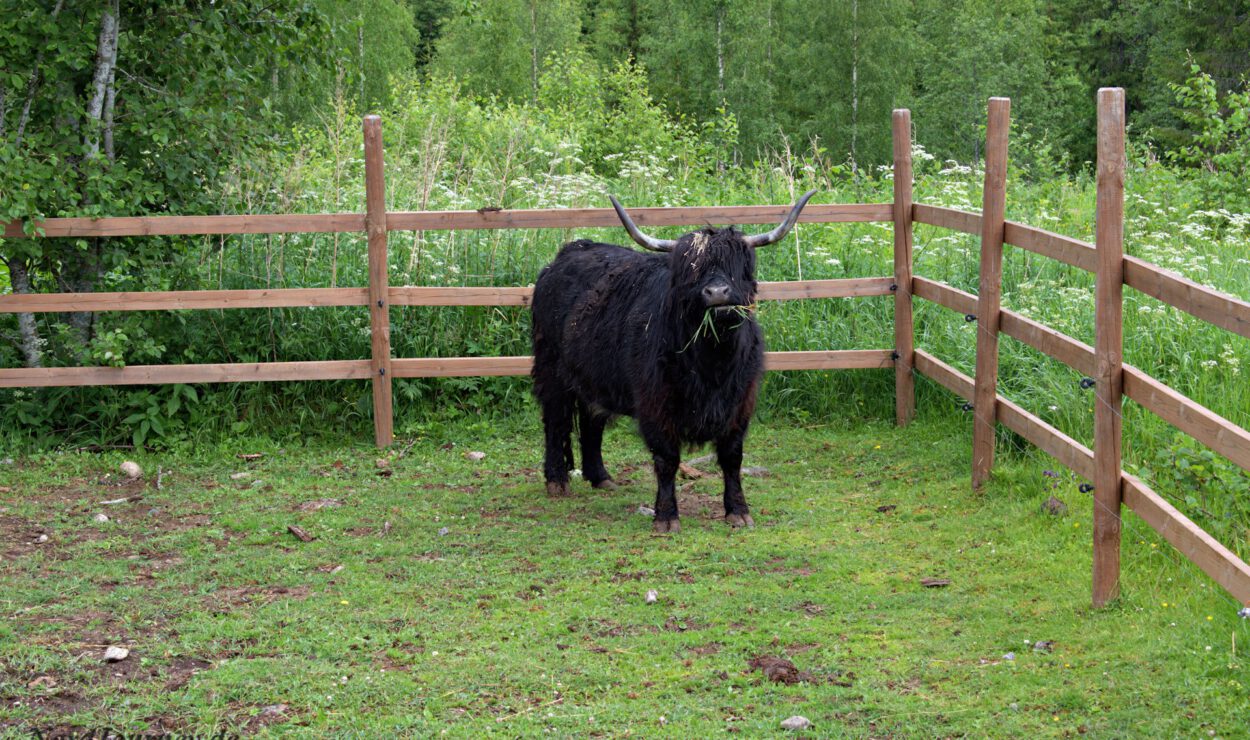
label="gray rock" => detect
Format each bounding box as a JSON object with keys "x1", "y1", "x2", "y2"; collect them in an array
[
  {"x1": 1002, "y1": 652, "x2": 1016, "y2": 661},
  {"x1": 103, "y1": 646, "x2": 129, "y2": 663},
  {"x1": 637, "y1": 505, "x2": 656, "y2": 516},
  {"x1": 645, "y1": 589, "x2": 658, "y2": 604},
  {"x1": 780, "y1": 716, "x2": 811, "y2": 730},
  {"x1": 438, "y1": 527, "x2": 449, "y2": 537},
  {"x1": 93, "y1": 513, "x2": 110, "y2": 523}
]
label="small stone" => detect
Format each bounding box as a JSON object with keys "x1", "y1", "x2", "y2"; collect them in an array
[
  {"x1": 229, "y1": 472, "x2": 251, "y2": 480},
  {"x1": 637, "y1": 505, "x2": 656, "y2": 517},
  {"x1": 93, "y1": 513, "x2": 110, "y2": 523},
  {"x1": 742, "y1": 466, "x2": 771, "y2": 478},
  {"x1": 35, "y1": 534, "x2": 48, "y2": 544},
  {"x1": 103, "y1": 646, "x2": 129, "y2": 662},
  {"x1": 780, "y1": 716, "x2": 811, "y2": 730},
  {"x1": 645, "y1": 589, "x2": 658, "y2": 604},
  {"x1": 438, "y1": 527, "x2": 449, "y2": 536},
  {"x1": 120, "y1": 461, "x2": 142, "y2": 479},
  {"x1": 1032, "y1": 640, "x2": 1055, "y2": 653},
  {"x1": 1009, "y1": 703, "x2": 1019, "y2": 711},
  {"x1": 466, "y1": 451, "x2": 486, "y2": 461},
  {"x1": 1002, "y1": 652, "x2": 1016, "y2": 661}
]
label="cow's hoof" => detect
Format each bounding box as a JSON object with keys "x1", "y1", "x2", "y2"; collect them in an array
[
  {"x1": 592, "y1": 479, "x2": 618, "y2": 491},
  {"x1": 653, "y1": 518, "x2": 681, "y2": 534},
  {"x1": 546, "y1": 481, "x2": 572, "y2": 497},
  {"x1": 726, "y1": 513, "x2": 755, "y2": 528}
]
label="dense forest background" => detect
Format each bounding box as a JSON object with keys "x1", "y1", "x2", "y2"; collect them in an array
[{"x1": 1, "y1": 0, "x2": 1249, "y2": 449}]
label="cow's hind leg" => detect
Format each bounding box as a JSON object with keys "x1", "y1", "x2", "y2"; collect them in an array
[
  {"x1": 578, "y1": 403, "x2": 615, "y2": 490},
  {"x1": 717, "y1": 430, "x2": 754, "y2": 528},
  {"x1": 539, "y1": 392, "x2": 575, "y2": 497},
  {"x1": 641, "y1": 420, "x2": 681, "y2": 533}
]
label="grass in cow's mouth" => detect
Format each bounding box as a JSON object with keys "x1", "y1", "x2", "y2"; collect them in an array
[{"x1": 683, "y1": 304, "x2": 755, "y2": 351}]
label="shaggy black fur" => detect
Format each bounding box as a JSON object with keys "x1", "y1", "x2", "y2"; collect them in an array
[{"x1": 531, "y1": 227, "x2": 764, "y2": 531}]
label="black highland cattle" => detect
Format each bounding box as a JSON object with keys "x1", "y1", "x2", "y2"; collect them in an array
[{"x1": 530, "y1": 191, "x2": 817, "y2": 532}]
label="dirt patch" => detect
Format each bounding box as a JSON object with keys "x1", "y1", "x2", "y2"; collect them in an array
[
  {"x1": 208, "y1": 584, "x2": 311, "y2": 613},
  {"x1": 663, "y1": 615, "x2": 709, "y2": 632},
  {"x1": 748, "y1": 655, "x2": 817, "y2": 684},
  {"x1": 228, "y1": 702, "x2": 294, "y2": 734},
  {"x1": 688, "y1": 642, "x2": 723, "y2": 656},
  {"x1": 759, "y1": 557, "x2": 815, "y2": 577},
  {"x1": 675, "y1": 486, "x2": 724, "y2": 520},
  {"x1": 164, "y1": 657, "x2": 214, "y2": 691}
]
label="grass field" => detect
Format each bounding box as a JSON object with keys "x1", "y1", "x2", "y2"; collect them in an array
[{"x1": 1, "y1": 403, "x2": 1246, "y2": 738}]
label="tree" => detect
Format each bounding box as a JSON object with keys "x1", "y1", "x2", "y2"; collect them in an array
[
  {"x1": 0, "y1": 0, "x2": 328, "y2": 368},
  {"x1": 432, "y1": 0, "x2": 584, "y2": 102}
]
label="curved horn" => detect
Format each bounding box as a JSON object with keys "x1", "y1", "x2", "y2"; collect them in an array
[
  {"x1": 742, "y1": 189, "x2": 819, "y2": 248},
  {"x1": 609, "y1": 195, "x2": 678, "y2": 253}
]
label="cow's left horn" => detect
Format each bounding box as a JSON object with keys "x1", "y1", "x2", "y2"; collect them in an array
[
  {"x1": 609, "y1": 196, "x2": 678, "y2": 253},
  {"x1": 742, "y1": 190, "x2": 819, "y2": 248}
]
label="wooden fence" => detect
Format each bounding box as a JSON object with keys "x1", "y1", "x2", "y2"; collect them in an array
[{"x1": 2, "y1": 95, "x2": 1249, "y2": 609}]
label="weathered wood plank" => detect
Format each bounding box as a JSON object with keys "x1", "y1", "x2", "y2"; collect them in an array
[
  {"x1": 911, "y1": 276, "x2": 977, "y2": 315},
  {"x1": 1004, "y1": 221, "x2": 1097, "y2": 272},
  {"x1": 1124, "y1": 256, "x2": 1250, "y2": 341},
  {"x1": 386, "y1": 203, "x2": 893, "y2": 232},
  {"x1": 1124, "y1": 367, "x2": 1250, "y2": 474},
  {"x1": 0, "y1": 360, "x2": 372, "y2": 387},
  {"x1": 893, "y1": 109, "x2": 916, "y2": 426},
  {"x1": 0, "y1": 287, "x2": 369, "y2": 313},
  {"x1": 911, "y1": 204, "x2": 981, "y2": 235},
  {"x1": 2, "y1": 213, "x2": 365, "y2": 238},
  {"x1": 1122, "y1": 474, "x2": 1250, "y2": 605},
  {"x1": 364, "y1": 115, "x2": 393, "y2": 447},
  {"x1": 385, "y1": 279, "x2": 895, "y2": 307},
  {"x1": 1092, "y1": 87, "x2": 1127, "y2": 607},
  {"x1": 389, "y1": 350, "x2": 894, "y2": 379},
  {"x1": 971, "y1": 97, "x2": 1011, "y2": 489}
]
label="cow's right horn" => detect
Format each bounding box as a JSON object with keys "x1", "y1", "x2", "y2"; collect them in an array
[
  {"x1": 609, "y1": 196, "x2": 678, "y2": 253},
  {"x1": 742, "y1": 189, "x2": 818, "y2": 248}
]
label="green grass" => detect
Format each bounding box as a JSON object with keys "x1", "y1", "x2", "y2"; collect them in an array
[{"x1": 2, "y1": 407, "x2": 1246, "y2": 737}]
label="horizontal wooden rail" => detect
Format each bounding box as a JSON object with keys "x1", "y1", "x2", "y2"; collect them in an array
[
  {"x1": 914, "y1": 348, "x2": 1250, "y2": 604},
  {"x1": 1124, "y1": 257, "x2": 1250, "y2": 341},
  {"x1": 2, "y1": 213, "x2": 366, "y2": 239},
  {"x1": 0, "y1": 287, "x2": 370, "y2": 313},
  {"x1": 914, "y1": 202, "x2": 1250, "y2": 341},
  {"x1": 1005, "y1": 221, "x2": 1096, "y2": 272},
  {"x1": 915, "y1": 275, "x2": 1250, "y2": 475},
  {"x1": 2, "y1": 203, "x2": 892, "y2": 241},
  {"x1": 0, "y1": 350, "x2": 894, "y2": 387},
  {"x1": 912, "y1": 349, "x2": 1094, "y2": 479},
  {"x1": 388, "y1": 286, "x2": 534, "y2": 307},
  {"x1": 386, "y1": 203, "x2": 892, "y2": 232},
  {"x1": 0, "y1": 278, "x2": 895, "y2": 314},
  {"x1": 912, "y1": 203, "x2": 981, "y2": 235},
  {"x1": 394, "y1": 350, "x2": 895, "y2": 378},
  {"x1": 1122, "y1": 473, "x2": 1250, "y2": 605},
  {"x1": 1123, "y1": 367, "x2": 1250, "y2": 474},
  {"x1": 0, "y1": 360, "x2": 372, "y2": 387}
]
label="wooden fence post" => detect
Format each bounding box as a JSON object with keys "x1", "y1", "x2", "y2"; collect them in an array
[
  {"x1": 971, "y1": 98, "x2": 1011, "y2": 489},
  {"x1": 892, "y1": 109, "x2": 915, "y2": 426},
  {"x1": 1092, "y1": 88, "x2": 1126, "y2": 606},
  {"x1": 363, "y1": 115, "x2": 394, "y2": 447}
]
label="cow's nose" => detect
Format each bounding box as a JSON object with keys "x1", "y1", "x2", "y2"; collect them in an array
[{"x1": 702, "y1": 283, "x2": 732, "y2": 306}]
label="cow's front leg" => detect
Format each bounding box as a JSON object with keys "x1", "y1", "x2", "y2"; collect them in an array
[
  {"x1": 641, "y1": 421, "x2": 680, "y2": 533},
  {"x1": 717, "y1": 431, "x2": 753, "y2": 528}
]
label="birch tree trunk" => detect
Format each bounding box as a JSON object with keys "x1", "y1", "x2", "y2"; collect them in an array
[
  {"x1": 67, "y1": 0, "x2": 120, "y2": 351},
  {"x1": 4, "y1": 258, "x2": 43, "y2": 368}
]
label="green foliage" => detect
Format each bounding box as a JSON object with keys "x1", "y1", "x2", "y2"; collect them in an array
[{"x1": 1166, "y1": 64, "x2": 1250, "y2": 209}]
